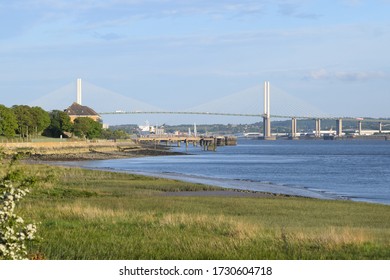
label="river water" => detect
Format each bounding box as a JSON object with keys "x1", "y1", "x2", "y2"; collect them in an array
[{"x1": 63, "y1": 139, "x2": 390, "y2": 205}]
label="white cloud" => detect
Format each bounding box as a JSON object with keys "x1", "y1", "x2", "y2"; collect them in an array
[
  {"x1": 278, "y1": 2, "x2": 322, "y2": 19},
  {"x1": 306, "y1": 69, "x2": 329, "y2": 80},
  {"x1": 305, "y1": 69, "x2": 389, "y2": 81}
]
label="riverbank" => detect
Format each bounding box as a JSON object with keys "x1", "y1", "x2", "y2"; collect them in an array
[
  {"x1": 10, "y1": 139, "x2": 390, "y2": 204},
  {"x1": 18, "y1": 164, "x2": 390, "y2": 260},
  {"x1": 1, "y1": 140, "x2": 186, "y2": 161},
  {"x1": 7, "y1": 140, "x2": 291, "y2": 199},
  {"x1": 7, "y1": 140, "x2": 390, "y2": 259}
]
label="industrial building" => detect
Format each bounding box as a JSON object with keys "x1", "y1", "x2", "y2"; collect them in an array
[
  {"x1": 65, "y1": 102, "x2": 101, "y2": 123},
  {"x1": 65, "y1": 78, "x2": 102, "y2": 123}
]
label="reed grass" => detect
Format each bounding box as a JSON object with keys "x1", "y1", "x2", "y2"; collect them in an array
[{"x1": 15, "y1": 164, "x2": 390, "y2": 260}]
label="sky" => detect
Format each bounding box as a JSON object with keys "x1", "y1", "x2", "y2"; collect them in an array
[{"x1": 1, "y1": 0, "x2": 390, "y2": 125}]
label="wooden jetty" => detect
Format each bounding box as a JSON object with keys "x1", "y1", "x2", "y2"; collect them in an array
[{"x1": 136, "y1": 135, "x2": 237, "y2": 151}]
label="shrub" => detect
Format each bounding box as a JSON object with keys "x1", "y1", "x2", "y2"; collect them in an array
[{"x1": 0, "y1": 155, "x2": 38, "y2": 260}]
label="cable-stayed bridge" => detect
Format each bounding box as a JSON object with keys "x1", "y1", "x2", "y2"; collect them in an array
[
  {"x1": 31, "y1": 80, "x2": 328, "y2": 119},
  {"x1": 99, "y1": 84, "x2": 331, "y2": 120},
  {"x1": 31, "y1": 79, "x2": 390, "y2": 137},
  {"x1": 98, "y1": 110, "x2": 390, "y2": 122}
]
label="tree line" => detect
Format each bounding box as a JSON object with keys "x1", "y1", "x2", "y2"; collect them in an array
[{"x1": 0, "y1": 104, "x2": 127, "y2": 140}]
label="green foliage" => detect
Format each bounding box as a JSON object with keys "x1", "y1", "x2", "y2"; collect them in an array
[
  {"x1": 100, "y1": 129, "x2": 130, "y2": 139},
  {"x1": 35, "y1": 187, "x2": 98, "y2": 199},
  {"x1": 73, "y1": 117, "x2": 102, "y2": 139},
  {"x1": 44, "y1": 110, "x2": 73, "y2": 138},
  {"x1": 11, "y1": 105, "x2": 50, "y2": 138},
  {"x1": 21, "y1": 165, "x2": 390, "y2": 260},
  {"x1": 31, "y1": 107, "x2": 50, "y2": 134},
  {"x1": 106, "y1": 124, "x2": 139, "y2": 135},
  {"x1": 0, "y1": 104, "x2": 18, "y2": 137},
  {"x1": 12, "y1": 105, "x2": 34, "y2": 138}
]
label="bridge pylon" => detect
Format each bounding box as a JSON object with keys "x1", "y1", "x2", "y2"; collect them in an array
[{"x1": 262, "y1": 81, "x2": 275, "y2": 140}]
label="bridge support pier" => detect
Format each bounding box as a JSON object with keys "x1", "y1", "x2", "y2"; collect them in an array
[
  {"x1": 263, "y1": 116, "x2": 272, "y2": 139},
  {"x1": 379, "y1": 122, "x2": 383, "y2": 134},
  {"x1": 358, "y1": 121, "x2": 362, "y2": 135},
  {"x1": 315, "y1": 119, "x2": 321, "y2": 138},
  {"x1": 336, "y1": 118, "x2": 343, "y2": 137}
]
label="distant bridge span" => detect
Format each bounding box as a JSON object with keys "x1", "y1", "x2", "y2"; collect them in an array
[
  {"x1": 99, "y1": 111, "x2": 263, "y2": 117},
  {"x1": 98, "y1": 111, "x2": 390, "y2": 123}
]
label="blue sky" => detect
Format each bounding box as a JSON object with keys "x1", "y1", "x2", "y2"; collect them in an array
[{"x1": 1, "y1": 0, "x2": 390, "y2": 124}]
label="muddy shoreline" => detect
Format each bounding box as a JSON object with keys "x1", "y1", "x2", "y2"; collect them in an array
[
  {"x1": 11, "y1": 141, "x2": 339, "y2": 201},
  {"x1": 26, "y1": 147, "x2": 187, "y2": 161},
  {"x1": 2, "y1": 140, "x2": 187, "y2": 161}
]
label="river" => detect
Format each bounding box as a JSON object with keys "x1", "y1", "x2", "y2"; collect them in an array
[{"x1": 61, "y1": 139, "x2": 390, "y2": 205}]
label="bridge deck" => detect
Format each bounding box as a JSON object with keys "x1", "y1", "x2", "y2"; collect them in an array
[{"x1": 99, "y1": 111, "x2": 390, "y2": 122}]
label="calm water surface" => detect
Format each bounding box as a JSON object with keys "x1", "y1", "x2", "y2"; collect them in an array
[{"x1": 66, "y1": 139, "x2": 390, "y2": 205}]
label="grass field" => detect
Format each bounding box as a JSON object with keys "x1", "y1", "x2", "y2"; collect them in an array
[{"x1": 16, "y1": 164, "x2": 390, "y2": 260}]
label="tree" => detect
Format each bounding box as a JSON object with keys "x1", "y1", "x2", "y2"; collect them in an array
[
  {"x1": 44, "y1": 110, "x2": 73, "y2": 138},
  {"x1": 30, "y1": 107, "x2": 50, "y2": 136},
  {"x1": 73, "y1": 117, "x2": 102, "y2": 139},
  {"x1": 0, "y1": 105, "x2": 18, "y2": 138},
  {"x1": 100, "y1": 129, "x2": 130, "y2": 140},
  {"x1": 12, "y1": 105, "x2": 33, "y2": 139},
  {"x1": 12, "y1": 105, "x2": 50, "y2": 138}
]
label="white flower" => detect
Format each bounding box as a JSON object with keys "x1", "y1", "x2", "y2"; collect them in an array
[
  {"x1": 0, "y1": 168, "x2": 37, "y2": 260},
  {"x1": 17, "y1": 232, "x2": 26, "y2": 241}
]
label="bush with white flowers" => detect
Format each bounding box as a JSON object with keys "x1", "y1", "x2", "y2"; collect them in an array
[{"x1": 1, "y1": 156, "x2": 38, "y2": 260}]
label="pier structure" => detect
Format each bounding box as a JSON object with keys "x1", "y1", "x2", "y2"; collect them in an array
[
  {"x1": 136, "y1": 135, "x2": 237, "y2": 151},
  {"x1": 315, "y1": 119, "x2": 321, "y2": 138},
  {"x1": 336, "y1": 118, "x2": 343, "y2": 137},
  {"x1": 358, "y1": 120, "x2": 363, "y2": 135},
  {"x1": 349, "y1": 119, "x2": 390, "y2": 136},
  {"x1": 290, "y1": 117, "x2": 299, "y2": 139}
]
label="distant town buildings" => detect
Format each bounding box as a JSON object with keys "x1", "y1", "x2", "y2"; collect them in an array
[{"x1": 138, "y1": 121, "x2": 165, "y2": 135}]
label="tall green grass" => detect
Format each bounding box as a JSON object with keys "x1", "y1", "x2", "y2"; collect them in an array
[{"x1": 17, "y1": 164, "x2": 390, "y2": 260}]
